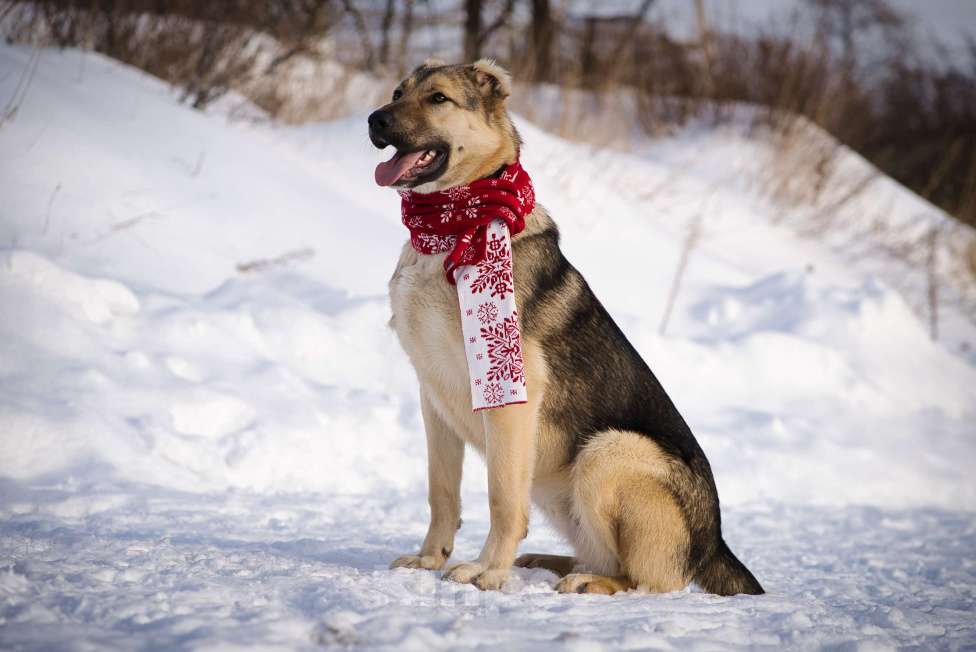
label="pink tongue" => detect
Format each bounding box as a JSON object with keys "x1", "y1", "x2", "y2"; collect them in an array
[{"x1": 375, "y1": 150, "x2": 425, "y2": 186}]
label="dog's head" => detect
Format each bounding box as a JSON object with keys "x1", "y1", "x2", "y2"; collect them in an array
[{"x1": 369, "y1": 59, "x2": 520, "y2": 192}]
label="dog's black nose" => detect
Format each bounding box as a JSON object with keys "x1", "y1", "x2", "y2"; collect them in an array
[{"x1": 368, "y1": 109, "x2": 393, "y2": 132}]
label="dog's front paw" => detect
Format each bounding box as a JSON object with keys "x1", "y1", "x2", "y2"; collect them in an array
[
  {"x1": 390, "y1": 553, "x2": 447, "y2": 570},
  {"x1": 473, "y1": 568, "x2": 509, "y2": 591},
  {"x1": 441, "y1": 561, "x2": 484, "y2": 584},
  {"x1": 441, "y1": 562, "x2": 509, "y2": 590}
]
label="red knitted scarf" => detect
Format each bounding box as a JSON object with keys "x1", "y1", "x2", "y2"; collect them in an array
[
  {"x1": 398, "y1": 161, "x2": 535, "y2": 283},
  {"x1": 397, "y1": 161, "x2": 535, "y2": 410}
]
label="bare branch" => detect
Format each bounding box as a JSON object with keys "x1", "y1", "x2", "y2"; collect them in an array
[
  {"x1": 340, "y1": 0, "x2": 376, "y2": 71},
  {"x1": 477, "y1": 0, "x2": 515, "y2": 49},
  {"x1": 606, "y1": 0, "x2": 657, "y2": 67}
]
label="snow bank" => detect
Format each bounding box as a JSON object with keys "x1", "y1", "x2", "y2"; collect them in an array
[
  {"x1": 1, "y1": 44, "x2": 975, "y2": 651},
  {"x1": 2, "y1": 44, "x2": 974, "y2": 505}
]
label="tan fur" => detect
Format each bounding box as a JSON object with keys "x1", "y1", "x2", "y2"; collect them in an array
[
  {"x1": 471, "y1": 58, "x2": 513, "y2": 97},
  {"x1": 386, "y1": 61, "x2": 694, "y2": 595},
  {"x1": 571, "y1": 430, "x2": 690, "y2": 592},
  {"x1": 387, "y1": 64, "x2": 518, "y2": 193},
  {"x1": 555, "y1": 574, "x2": 636, "y2": 595},
  {"x1": 389, "y1": 393, "x2": 462, "y2": 571}
]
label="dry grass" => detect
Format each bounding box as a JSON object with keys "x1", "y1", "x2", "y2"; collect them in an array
[{"x1": 0, "y1": 1, "x2": 336, "y2": 110}]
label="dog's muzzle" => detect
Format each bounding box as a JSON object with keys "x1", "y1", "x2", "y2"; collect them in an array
[{"x1": 368, "y1": 109, "x2": 394, "y2": 148}]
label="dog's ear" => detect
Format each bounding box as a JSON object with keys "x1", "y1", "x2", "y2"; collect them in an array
[{"x1": 470, "y1": 58, "x2": 512, "y2": 100}]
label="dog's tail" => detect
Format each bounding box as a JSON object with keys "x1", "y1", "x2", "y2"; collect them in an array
[{"x1": 694, "y1": 538, "x2": 764, "y2": 596}]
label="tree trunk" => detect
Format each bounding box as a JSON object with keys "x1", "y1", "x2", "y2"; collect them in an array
[
  {"x1": 397, "y1": 0, "x2": 414, "y2": 76},
  {"x1": 530, "y1": 0, "x2": 552, "y2": 82},
  {"x1": 379, "y1": 0, "x2": 396, "y2": 65},
  {"x1": 580, "y1": 15, "x2": 596, "y2": 87},
  {"x1": 463, "y1": 0, "x2": 483, "y2": 62},
  {"x1": 102, "y1": 0, "x2": 117, "y2": 57},
  {"x1": 694, "y1": 0, "x2": 714, "y2": 96}
]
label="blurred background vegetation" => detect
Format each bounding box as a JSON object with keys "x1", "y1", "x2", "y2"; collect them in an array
[{"x1": 2, "y1": 0, "x2": 974, "y2": 237}]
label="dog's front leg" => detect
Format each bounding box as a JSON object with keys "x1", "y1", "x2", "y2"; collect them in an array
[
  {"x1": 390, "y1": 394, "x2": 463, "y2": 571},
  {"x1": 443, "y1": 401, "x2": 536, "y2": 590}
]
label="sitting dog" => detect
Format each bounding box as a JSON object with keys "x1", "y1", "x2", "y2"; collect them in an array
[{"x1": 369, "y1": 58, "x2": 763, "y2": 596}]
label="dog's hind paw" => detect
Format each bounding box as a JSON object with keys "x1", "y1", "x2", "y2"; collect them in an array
[
  {"x1": 390, "y1": 554, "x2": 446, "y2": 570},
  {"x1": 555, "y1": 573, "x2": 633, "y2": 595}
]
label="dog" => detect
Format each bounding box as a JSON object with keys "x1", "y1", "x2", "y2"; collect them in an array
[{"x1": 368, "y1": 58, "x2": 764, "y2": 596}]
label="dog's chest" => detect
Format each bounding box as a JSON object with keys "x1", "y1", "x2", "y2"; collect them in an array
[{"x1": 388, "y1": 244, "x2": 486, "y2": 448}]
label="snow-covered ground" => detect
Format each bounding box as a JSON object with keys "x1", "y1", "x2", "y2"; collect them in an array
[{"x1": 1, "y1": 45, "x2": 975, "y2": 650}]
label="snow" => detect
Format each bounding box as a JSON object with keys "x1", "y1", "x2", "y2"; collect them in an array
[
  {"x1": 2, "y1": 45, "x2": 976, "y2": 650},
  {"x1": 3, "y1": 493, "x2": 975, "y2": 650}
]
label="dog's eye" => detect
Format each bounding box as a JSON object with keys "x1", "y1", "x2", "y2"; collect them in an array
[
  {"x1": 392, "y1": 89, "x2": 402, "y2": 101},
  {"x1": 431, "y1": 92, "x2": 448, "y2": 104}
]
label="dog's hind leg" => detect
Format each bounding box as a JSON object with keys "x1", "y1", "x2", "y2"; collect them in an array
[
  {"x1": 569, "y1": 429, "x2": 692, "y2": 594},
  {"x1": 514, "y1": 553, "x2": 577, "y2": 577},
  {"x1": 555, "y1": 573, "x2": 635, "y2": 595}
]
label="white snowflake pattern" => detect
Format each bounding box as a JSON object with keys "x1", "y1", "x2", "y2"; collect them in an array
[
  {"x1": 445, "y1": 186, "x2": 471, "y2": 201},
  {"x1": 413, "y1": 232, "x2": 456, "y2": 253},
  {"x1": 459, "y1": 247, "x2": 478, "y2": 265},
  {"x1": 516, "y1": 185, "x2": 535, "y2": 210}
]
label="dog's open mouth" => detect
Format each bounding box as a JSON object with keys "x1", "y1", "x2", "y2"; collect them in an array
[{"x1": 374, "y1": 147, "x2": 447, "y2": 187}]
